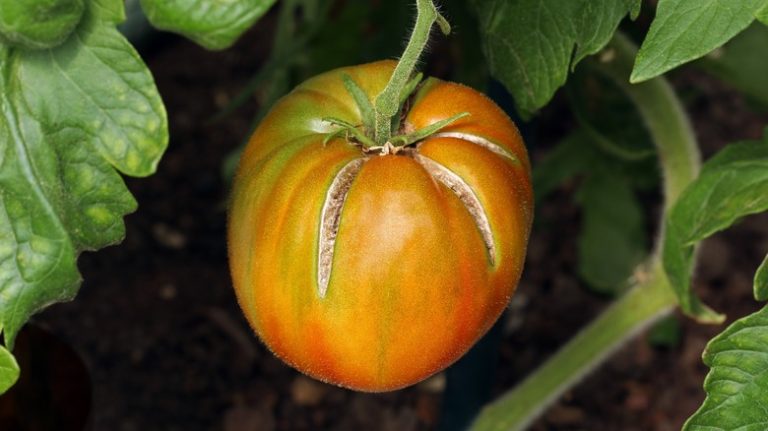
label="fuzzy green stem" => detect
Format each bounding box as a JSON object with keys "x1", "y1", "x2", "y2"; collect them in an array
[
  {"x1": 373, "y1": 0, "x2": 449, "y2": 145},
  {"x1": 471, "y1": 262, "x2": 676, "y2": 431},
  {"x1": 600, "y1": 33, "x2": 701, "y2": 205},
  {"x1": 469, "y1": 32, "x2": 700, "y2": 431}
]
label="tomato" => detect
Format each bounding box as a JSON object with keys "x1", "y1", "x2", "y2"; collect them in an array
[{"x1": 228, "y1": 60, "x2": 533, "y2": 391}]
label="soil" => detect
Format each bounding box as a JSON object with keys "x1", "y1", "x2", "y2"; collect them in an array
[{"x1": 8, "y1": 13, "x2": 768, "y2": 431}]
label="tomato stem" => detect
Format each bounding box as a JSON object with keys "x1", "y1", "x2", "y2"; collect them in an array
[
  {"x1": 469, "y1": 32, "x2": 701, "y2": 431},
  {"x1": 373, "y1": 0, "x2": 449, "y2": 146}
]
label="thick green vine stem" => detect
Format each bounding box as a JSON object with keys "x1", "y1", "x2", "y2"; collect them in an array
[
  {"x1": 373, "y1": 0, "x2": 449, "y2": 145},
  {"x1": 469, "y1": 32, "x2": 701, "y2": 431}
]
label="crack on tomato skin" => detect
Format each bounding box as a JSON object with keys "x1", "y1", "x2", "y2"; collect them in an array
[
  {"x1": 413, "y1": 154, "x2": 496, "y2": 267},
  {"x1": 431, "y1": 132, "x2": 519, "y2": 164},
  {"x1": 317, "y1": 158, "x2": 366, "y2": 298}
]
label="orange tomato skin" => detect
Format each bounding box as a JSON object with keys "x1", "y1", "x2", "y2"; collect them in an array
[{"x1": 228, "y1": 61, "x2": 532, "y2": 391}]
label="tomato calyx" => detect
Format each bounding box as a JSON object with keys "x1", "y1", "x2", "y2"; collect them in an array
[
  {"x1": 323, "y1": 79, "x2": 470, "y2": 157},
  {"x1": 322, "y1": 117, "x2": 376, "y2": 148},
  {"x1": 323, "y1": 110, "x2": 470, "y2": 157}
]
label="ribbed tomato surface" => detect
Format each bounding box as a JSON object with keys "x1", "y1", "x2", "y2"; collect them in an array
[{"x1": 228, "y1": 60, "x2": 532, "y2": 391}]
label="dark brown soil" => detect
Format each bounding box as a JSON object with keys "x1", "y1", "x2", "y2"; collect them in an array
[{"x1": 14, "y1": 14, "x2": 768, "y2": 431}]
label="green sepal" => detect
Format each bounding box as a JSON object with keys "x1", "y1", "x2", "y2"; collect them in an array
[
  {"x1": 341, "y1": 74, "x2": 376, "y2": 135},
  {"x1": 390, "y1": 112, "x2": 470, "y2": 146}
]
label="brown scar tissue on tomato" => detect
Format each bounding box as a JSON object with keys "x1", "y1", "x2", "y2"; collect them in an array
[{"x1": 227, "y1": 60, "x2": 533, "y2": 392}]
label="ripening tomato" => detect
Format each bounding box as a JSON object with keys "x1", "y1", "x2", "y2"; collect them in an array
[{"x1": 228, "y1": 60, "x2": 532, "y2": 391}]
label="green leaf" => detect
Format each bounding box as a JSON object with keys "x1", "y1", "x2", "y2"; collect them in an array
[
  {"x1": 0, "y1": 5, "x2": 168, "y2": 348},
  {"x1": 756, "y1": 255, "x2": 768, "y2": 301},
  {"x1": 683, "y1": 304, "x2": 768, "y2": 430},
  {"x1": 568, "y1": 64, "x2": 656, "y2": 162},
  {"x1": 0, "y1": 344, "x2": 19, "y2": 395},
  {"x1": 532, "y1": 131, "x2": 595, "y2": 203},
  {"x1": 140, "y1": 0, "x2": 277, "y2": 50},
  {"x1": 663, "y1": 134, "x2": 768, "y2": 322},
  {"x1": 759, "y1": 3, "x2": 768, "y2": 23},
  {"x1": 632, "y1": 0, "x2": 768, "y2": 83},
  {"x1": 470, "y1": 0, "x2": 637, "y2": 117},
  {"x1": 0, "y1": 0, "x2": 85, "y2": 50},
  {"x1": 576, "y1": 171, "x2": 646, "y2": 294},
  {"x1": 533, "y1": 130, "x2": 653, "y2": 295},
  {"x1": 647, "y1": 315, "x2": 682, "y2": 347},
  {"x1": 697, "y1": 23, "x2": 768, "y2": 110},
  {"x1": 90, "y1": 0, "x2": 126, "y2": 23}
]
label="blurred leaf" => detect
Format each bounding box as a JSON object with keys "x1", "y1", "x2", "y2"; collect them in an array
[
  {"x1": 0, "y1": 0, "x2": 85, "y2": 50},
  {"x1": 306, "y1": 1, "x2": 410, "y2": 76},
  {"x1": 663, "y1": 134, "x2": 768, "y2": 323},
  {"x1": 535, "y1": 58, "x2": 662, "y2": 295},
  {"x1": 306, "y1": 2, "x2": 371, "y2": 75},
  {"x1": 90, "y1": 0, "x2": 126, "y2": 23},
  {"x1": 218, "y1": 0, "x2": 326, "y2": 185},
  {"x1": 440, "y1": 0, "x2": 489, "y2": 89},
  {"x1": 683, "y1": 304, "x2": 768, "y2": 430},
  {"x1": 632, "y1": 0, "x2": 768, "y2": 83},
  {"x1": 759, "y1": 4, "x2": 768, "y2": 23},
  {"x1": 569, "y1": 64, "x2": 656, "y2": 162},
  {"x1": 470, "y1": 0, "x2": 637, "y2": 118},
  {"x1": 0, "y1": 345, "x2": 19, "y2": 395},
  {"x1": 0, "y1": 3, "x2": 168, "y2": 348},
  {"x1": 534, "y1": 130, "x2": 652, "y2": 295},
  {"x1": 577, "y1": 171, "x2": 647, "y2": 294},
  {"x1": 697, "y1": 23, "x2": 768, "y2": 110},
  {"x1": 756, "y1": 254, "x2": 768, "y2": 301},
  {"x1": 211, "y1": 0, "x2": 315, "y2": 124},
  {"x1": 140, "y1": 0, "x2": 277, "y2": 50},
  {"x1": 532, "y1": 131, "x2": 596, "y2": 203},
  {"x1": 647, "y1": 315, "x2": 682, "y2": 347}
]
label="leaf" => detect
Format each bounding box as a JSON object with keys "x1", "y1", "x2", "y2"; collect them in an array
[
  {"x1": 90, "y1": 0, "x2": 125, "y2": 24},
  {"x1": 0, "y1": 0, "x2": 85, "y2": 50},
  {"x1": 663, "y1": 134, "x2": 768, "y2": 322},
  {"x1": 756, "y1": 255, "x2": 768, "y2": 301},
  {"x1": 0, "y1": 4, "x2": 168, "y2": 348},
  {"x1": 683, "y1": 304, "x2": 768, "y2": 430},
  {"x1": 647, "y1": 315, "x2": 682, "y2": 347},
  {"x1": 631, "y1": 0, "x2": 768, "y2": 83},
  {"x1": 470, "y1": 0, "x2": 637, "y2": 117},
  {"x1": 0, "y1": 344, "x2": 19, "y2": 395},
  {"x1": 759, "y1": 3, "x2": 768, "y2": 23},
  {"x1": 533, "y1": 130, "x2": 652, "y2": 295},
  {"x1": 576, "y1": 171, "x2": 647, "y2": 294},
  {"x1": 697, "y1": 23, "x2": 768, "y2": 110},
  {"x1": 568, "y1": 64, "x2": 656, "y2": 162},
  {"x1": 140, "y1": 0, "x2": 277, "y2": 50},
  {"x1": 532, "y1": 133, "x2": 592, "y2": 203}
]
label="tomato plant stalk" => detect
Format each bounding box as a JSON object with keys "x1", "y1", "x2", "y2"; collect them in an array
[
  {"x1": 373, "y1": 0, "x2": 449, "y2": 146},
  {"x1": 470, "y1": 33, "x2": 701, "y2": 431}
]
